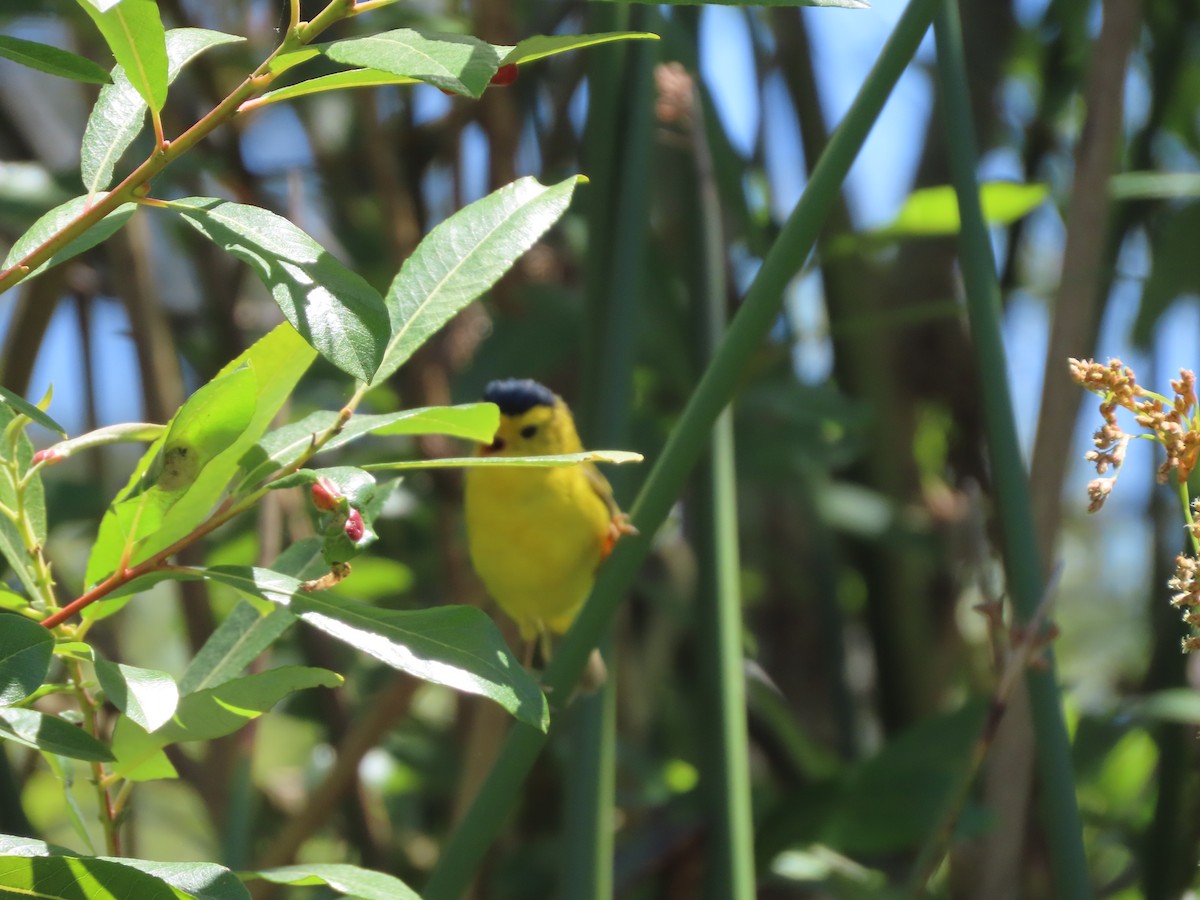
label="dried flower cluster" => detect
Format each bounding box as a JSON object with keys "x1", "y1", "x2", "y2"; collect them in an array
[
  {"x1": 1072, "y1": 357, "x2": 1200, "y2": 652},
  {"x1": 1069, "y1": 358, "x2": 1200, "y2": 509}
]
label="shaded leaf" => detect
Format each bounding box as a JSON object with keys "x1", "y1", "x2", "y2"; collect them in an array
[
  {"x1": 0, "y1": 708, "x2": 114, "y2": 761},
  {"x1": 599, "y1": 0, "x2": 867, "y2": 5},
  {"x1": 77, "y1": 0, "x2": 168, "y2": 113},
  {"x1": 178, "y1": 601, "x2": 296, "y2": 695},
  {"x1": 0, "y1": 616, "x2": 53, "y2": 707},
  {"x1": 82, "y1": 28, "x2": 244, "y2": 193},
  {"x1": 0, "y1": 385, "x2": 65, "y2": 436},
  {"x1": 374, "y1": 175, "x2": 582, "y2": 384},
  {"x1": 250, "y1": 864, "x2": 419, "y2": 900},
  {"x1": 0, "y1": 35, "x2": 111, "y2": 85},
  {"x1": 200, "y1": 566, "x2": 549, "y2": 730},
  {"x1": 169, "y1": 198, "x2": 387, "y2": 381},
  {"x1": 2, "y1": 194, "x2": 137, "y2": 279}
]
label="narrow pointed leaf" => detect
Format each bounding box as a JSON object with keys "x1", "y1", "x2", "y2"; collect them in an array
[
  {"x1": 3, "y1": 194, "x2": 137, "y2": 278},
  {"x1": 82, "y1": 28, "x2": 243, "y2": 193},
  {"x1": 0, "y1": 385, "x2": 66, "y2": 436},
  {"x1": 0, "y1": 35, "x2": 111, "y2": 84},
  {"x1": 200, "y1": 566, "x2": 549, "y2": 730},
  {"x1": 0, "y1": 616, "x2": 53, "y2": 707},
  {"x1": 237, "y1": 403, "x2": 499, "y2": 490},
  {"x1": 374, "y1": 176, "x2": 582, "y2": 384},
  {"x1": 362, "y1": 449, "x2": 644, "y2": 471},
  {"x1": 0, "y1": 405, "x2": 46, "y2": 599},
  {"x1": 77, "y1": 0, "x2": 168, "y2": 113},
  {"x1": 500, "y1": 32, "x2": 659, "y2": 65},
  {"x1": 169, "y1": 198, "x2": 387, "y2": 381}
]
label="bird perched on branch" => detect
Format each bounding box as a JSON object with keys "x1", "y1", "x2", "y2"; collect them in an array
[{"x1": 464, "y1": 378, "x2": 636, "y2": 674}]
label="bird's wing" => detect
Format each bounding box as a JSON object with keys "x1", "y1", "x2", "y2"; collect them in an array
[{"x1": 582, "y1": 461, "x2": 622, "y2": 519}]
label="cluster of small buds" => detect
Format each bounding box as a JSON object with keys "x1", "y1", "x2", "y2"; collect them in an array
[
  {"x1": 1069, "y1": 358, "x2": 1200, "y2": 510},
  {"x1": 1170, "y1": 552, "x2": 1200, "y2": 652}
]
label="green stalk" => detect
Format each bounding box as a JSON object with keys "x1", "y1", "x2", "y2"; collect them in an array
[
  {"x1": 561, "y1": 6, "x2": 656, "y2": 896},
  {"x1": 932, "y1": 2, "x2": 1090, "y2": 897},
  {"x1": 686, "y1": 85, "x2": 755, "y2": 899},
  {"x1": 423, "y1": 1, "x2": 940, "y2": 894}
]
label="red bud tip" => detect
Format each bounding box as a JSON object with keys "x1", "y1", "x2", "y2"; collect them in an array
[
  {"x1": 490, "y1": 64, "x2": 518, "y2": 87},
  {"x1": 344, "y1": 508, "x2": 365, "y2": 542},
  {"x1": 311, "y1": 477, "x2": 343, "y2": 511},
  {"x1": 32, "y1": 448, "x2": 63, "y2": 466}
]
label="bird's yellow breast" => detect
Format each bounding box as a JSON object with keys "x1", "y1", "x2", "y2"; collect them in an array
[{"x1": 465, "y1": 456, "x2": 611, "y2": 638}]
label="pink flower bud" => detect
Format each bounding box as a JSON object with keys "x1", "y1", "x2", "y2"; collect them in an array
[
  {"x1": 311, "y1": 477, "x2": 342, "y2": 512},
  {"x1": 31, "y1": 448, "x2": 64, "y2": 466},
  {"x1": 344, "y1": 508, "x2": 365, "y2": 542}
]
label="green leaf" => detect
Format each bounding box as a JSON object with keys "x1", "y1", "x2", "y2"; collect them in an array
[
  {"x1": 0, "y1": 853, "x2": 193, "y2": 898},
  {"x1": 0, "y1": 405, "x2": 46, "y2": 599},
  {"x1": 0, "y1": 616, "x2": 53, "y2": 707},
  {"x1": 1127, "y1": 688, "x2": 1200, "y2": 724},
  {"x1": 0, "y1": 34, "x2": 111, "y2": 85},
  {"x1": 500, "y1": 32, "x2": 659, "y2": 65},
  {"x1": 250, "y1": 864, "x2": 419, "y2": 900},
  {"x1": 323, "y1": 29, "x2": 499, "y2": 98},
  {"x1": 374, "y1": 175, "x2": 582, "y2": 384},
  {"x1": 878, "y1": 182, "x2": 1048, "y2": 237},
  {"x1": 254, "y1": 68, "x2": 421, "y2": 107},
  {"x1": 83, "y1": 366, "x2": 257, "y2": 596},
  {"x1": 168, "y1": 198, "x2": 388, "y2": 381},
  {"x1": 2, "y1": 194, "x2": 137, "y2": 278},
  {"x1": 35, "y1": 421, "x2": 164, "y2": 464},
  {"x1": 178, "y1": 601, "x2": 296, "y2": 695},
  {"x1": 82, "y1": 28, "x2": 244, "y2": 193},
  {"x1": 0, "y1": 708, "x2": 114, "y2": 761},
  {"x1": 110, "y1": 666, "x2": 342, "y2": 781},
  {"x1": 362, "y1": 449, "x2": 644, "y2": 472},
  {"x1": 1133, "y1": 202, "x2": 1200, "y2": 348},
  {"x1": 253, "y1": 32, "x2": 657, "y2": 107},
  {"x1": 86, "y1": 324, "x2": 316, "y2": 595},
  {"x1": 95, "y1": 659, "x2": 179, "y2": 732},
  {"x1": 77, "y1": 0, "x2": 168, "y2": 113},
  {"x1": 200, "y1": 566, "x2": 549, "y2": 731},
  {"x1": 0, "y1": 385, "x2": 66, "y2": 437},
  {"x1": 237, "y1": 403, "x2": 499, "y2": 491}
]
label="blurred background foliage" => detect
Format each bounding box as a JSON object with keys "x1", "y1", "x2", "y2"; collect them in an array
[{"x1": 2, "y1": 0, "x2": 1200, "y2": 897}]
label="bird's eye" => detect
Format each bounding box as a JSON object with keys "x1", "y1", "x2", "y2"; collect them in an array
[{"x1": 520, "y1": 424, "x2": 538, "y2": 439}]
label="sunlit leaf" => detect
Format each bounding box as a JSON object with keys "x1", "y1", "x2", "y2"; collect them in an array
[
  {"x1": 500, "y1": 32, "x2": 658, "y2": 65},
  {"x1": 362, "y1": 449, "x2": 644, "y2": 472},
  {"x1": 374, "y1": 176, "x2": 582, "y2": 384},
  {"x1": 76, "y1": 0, "x2": 168, "y2": 113},
  {"x1": 169, "y1": 198, "x2": 388, "y2": 381},
  {"x1": 82, "y1": 28, "x2": 243, "y2": 193},
  {"x1": 2, "y1": 194, "x2": 137, "y2": 278},
  {"x1": 881, "y1": 182, "x2": 1048, "y2": 237},
  {"x1": 323, "y1": 29, "x2": 499, "y2": 98},
  {"x1": 0, "y1": 405, "x2": 46, "y2": 599},
  {"x1": 198, "y1": 566, "x2": 549, "y2": 730},
  {"x1": 0, "y1": 854, "x2": 193, "y2": 898},
  {"x1": 95, "y1": 659, "x2": 179, "y2": 732}
]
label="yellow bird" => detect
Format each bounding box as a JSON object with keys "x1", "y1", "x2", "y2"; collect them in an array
[{"x1": 464, "y1": 378, "x2": 634, "y2": 657}]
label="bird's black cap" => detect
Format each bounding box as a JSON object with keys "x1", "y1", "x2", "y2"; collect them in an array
[{"x1": 483, "y1": 378, "x2": 557, "y2": 416}]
